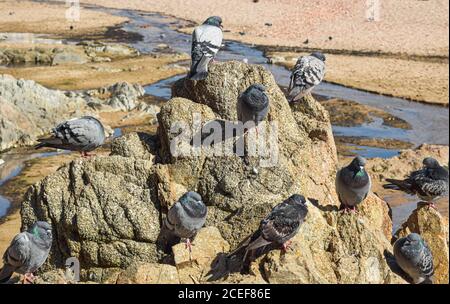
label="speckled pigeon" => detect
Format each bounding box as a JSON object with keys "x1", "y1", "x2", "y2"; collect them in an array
[
  {"x1": 162, "y1": 191, "x2": 207, "y2": 252},
  {"x1": 237, "y1": 84, "x2": 270, "y2": 130},
  {"x1": 35, "y1": 116, "x2": 105, "y2": 157},
  {"x1": 394, "y1": 233, "x2": 434, "y2": 284},
  {"x1": 288, "y1": 52, "x2": 326, "y2": 102},
  {"x1": 230, "y1": 194, "x2": 309, "y2": 262},
  {"x1": 384, "y1": 157, "x2": 449, "y2": 209},
  {"x1": 188, "y1": 16, "x2": 223, "y2": 81},
  {"x1": 0, "y1": 221, "x2": 52, "y2": 284},
  {"x1": 336, "y1": 156, "x2": 371, "y2": 212}
]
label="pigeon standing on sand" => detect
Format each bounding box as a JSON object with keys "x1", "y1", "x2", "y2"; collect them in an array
[
  {"x1": 35, "y1": 116, "x2": 105, "y2": 157},
  {"x1": 188, "y1": 16, "x2": 223, "y2": 81},
  {"x1": 229, "y1": 194, "x2": 308, "y2": 262},
  {"x1": 237, "y1": 84, "x2": 270, "y2": 131},
  {"x1": 288, "y1": 52, "x2": 326, "y2": 102},
  {"x1": 384, "y1": 157, "x2": 449, "y2": 209},
  {"x1": 0, "y1": 221, "x2": 52, "y2": 284},
  {"x1": 394, "y1": 233, "x2": 434, "y2": 284},
  {"x1": 336, "y1": 156, "x2": 371, "y2": 212},
  {"x1": 162, "y1": 191, "x2": 207, "y2": 252}
]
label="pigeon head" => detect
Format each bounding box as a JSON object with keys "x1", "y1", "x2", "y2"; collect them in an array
[
  {"x1": 288, "y1": 194, "x2": 307, "y2": 206},
  {"x1": 349, "y1": 156, "x2": 367, "y2": 170},
  {"x1": 240, "y1": 84, "x2": 269, "y2": 111},
  {"x1": 204, "y1": 16, "x2": 223, "y2": 28},
  {"x1": 423, "y1": 157, "x2": 440, "y2": 169},
  {"x1": 311, "y1": 52, "x2": 326, "y2": 62},
  {"x1": 179, "y1": 191, "x2": 203, "y2": 206},
  {"x1": 29, "y1": 221, "x2": 53, "y2": 242},
  {"x1": 404, "y1": 233, "x2": 424, "y2": 248}
]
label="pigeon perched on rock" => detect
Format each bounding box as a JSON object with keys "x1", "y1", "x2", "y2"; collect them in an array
[
  {"x1": 162, "y1": 191, "x2": 207, "y2": 252},
  {"x1": 237, "y1": 84, "x2": 270, "y2": 130},
  {"x1": 288, "y1": 52, "x2": 326, "y2": 102},
  {"x1": 0, "y1": 221, "x2": 52, "y2": 284},
  {"x1": 384, "y1": 157, "x2": 449, "y2": 209},
  {"x1": 188, "y1": 16, "x2": 223, "y2": 81},
  {"x1": 336, "y1": 156, "x2": 371, "y2": 212},
  {"x1": 35, "y1": 116, "x2": 105, "y2": 157},
  {"x1": 229, "y1": 194, "x2": 308, "y2": 262},
  {"x1": 394, "y1": 233, "x2": 434, "y2": 284}
]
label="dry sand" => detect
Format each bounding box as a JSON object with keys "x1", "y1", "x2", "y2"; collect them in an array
[
  {"x1": 0, "y1": 0, "x2": 127, "y2": 38},
  {"x1": 269, "y1": 51, "x2": 450, "y2": 105},
  {"x1": 58, "y1": 0, "x2": 449, "y2": 57}
]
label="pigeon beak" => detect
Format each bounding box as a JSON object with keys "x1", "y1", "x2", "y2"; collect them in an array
[{"x1": 360, "y1": 166, "x2": 364, "y2": 171}]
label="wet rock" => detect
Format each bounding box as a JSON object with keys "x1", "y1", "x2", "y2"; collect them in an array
[
  {"x1": 20, "y1": 156, "x2": 161, "y2": 271},
  {"x1": 394, "y1": 205, "x2": 449, "y2": 284},
  {"x1": 116, "y1": 262, "x2": 179, "y2": 284}
]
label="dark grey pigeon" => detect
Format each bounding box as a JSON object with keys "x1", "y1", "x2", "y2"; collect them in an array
[
  {"x1": 237, "y1": 84, "x2": 270, "y2": 130},
  {"x1": 384, "y1": 157, "x2": 449, "y2": 209},
  {"x1": 162, "y1": 191, "x2": 207, "y2": 252},
  {"x1": 188, "y1": 16, "x2": 223, "y2": 81},
  {"x1": 336, "y1": 156, "x2": 371, "y2": 212},
  {"x1": 35, "y1": 116, "x2": 105, "y2": 157},
  {"x1": 0, "y1": 221, "x2": 52, "y2": 284},
  {"x1": 288, "y1": 52, "x2": 326, "y2": 102},
  {"x1": 229, "y1": 194, "x2": 308, "y2": 262},
  {"x1": 394, "y1": 233, "x2": 434, "y2": 284}
]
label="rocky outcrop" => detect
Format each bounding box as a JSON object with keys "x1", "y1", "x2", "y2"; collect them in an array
[
  {"x1": 394, "y1": 205, "x2": 449, "y2": 284},
  {"x1": 21, "y1": 156, "x2": 161, "y2": 271},
  {"x1": 0, "y1": 75, "x2": 150, "y2": 151},
  {"x1": 19, "y1": 61, "x2": 416, "y2": 284}
]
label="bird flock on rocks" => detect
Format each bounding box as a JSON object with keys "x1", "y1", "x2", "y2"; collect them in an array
[{"x1": 0, "y1": 16, "x2": 448, "y2": 285}]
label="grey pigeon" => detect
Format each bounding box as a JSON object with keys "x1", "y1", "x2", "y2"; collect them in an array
[
  {"x1": 336, "y1": 156, "x2": 371, "y2": 212},
  {"x1": 162, "y1": 191, "x2": 207, "y2": 252},
  {"x1": 188, "y1": 16, "x2": 223, "y2": 81},
  {"x1": 237, "y1": 84, "x2": 270, "y2": 130},
  {"x1": 288, "y1": 52, "x2": 326, "y2": 102},
  {"x1": 394, "y1": 233, "x2": 434, "y2": 284},
  {"x1": 35, "y1": 116, "x2": 105, "y2": 157},
  {"x1": 0, "y1": 221, "x2": 52, "y2": 284},
  {"x1": 384, "y1": 157, "x2": 449, "y2": 209},
  {"x1": 229, "y1": 194, "x2": 308, "y2": 262}
]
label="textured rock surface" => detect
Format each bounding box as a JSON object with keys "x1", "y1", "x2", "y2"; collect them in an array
[
  {"x1": 16, "y1": 61, "x2": 431, "y2": 284},
  {"x1": 394, "y1": 205, "x2": 449, "y2": 284},
  {"x1": 0, "y1": 74, "x2": 149, "y2": 151},
  {"x1": 261, "y1": 199, "x2": 405, "y2": 284},
  {"x1": 21, "y1": 156, "x2": 161, "y2": 271},
  {"x1": 168, "y1": 61, "x2": 339, "y2": 247}
]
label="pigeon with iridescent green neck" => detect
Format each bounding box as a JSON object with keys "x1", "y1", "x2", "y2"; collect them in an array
[
  {"x1": 336, "y1": 156, "x2": 371, "y2": 212},
  {"x1": 0, "y1": 221, "x2": 52, "y2": 284}
]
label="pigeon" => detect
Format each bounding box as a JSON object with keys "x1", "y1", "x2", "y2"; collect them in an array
[
  {"x1": 35, "y1": 116, "x2": 106, "y2": 157},
  {"x1": 336, "y1": 156, "x2": 371, "y2": 212},
  {"x1": 162, "y1": 191, "x2": 207, "y2": 252},
  {"x1": 393, "y1": 233, "x2": 434, "y2": 284},
  {"x1": 229, "y1": 194, "x2": 308, "y2": 262},
  {"x1": 288, "y1": 52, "x2": 326, "y2": 102},
  {"x1": 0, "y1": 221, "x2": 52, "y2": 284},
  {"x1": 384, "y1": 157, "x2": 449, "y2": 209},
  {"x1": 188, "y1": 16, "x2": 223, "y2": 81},
  {"x1": 237, "y1": 84, "x2": 270, "y2": 131}
]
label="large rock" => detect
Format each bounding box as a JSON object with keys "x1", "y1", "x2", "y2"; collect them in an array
[
  {"x1": 166, "y1": 61, "x2": 339, "y2": 247},
  {"x1": 21, "y1": 156, "x2": 161, "y2": 271},
  {"x1": 261, "y1": 199, "x2": 405, "y2": 284},
  {"x1": 0, "y1": 74, "x2": 149, "y2": 151},
  {"x1": 394, "y1": 205, "x2": 449, "y2": 284}
]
